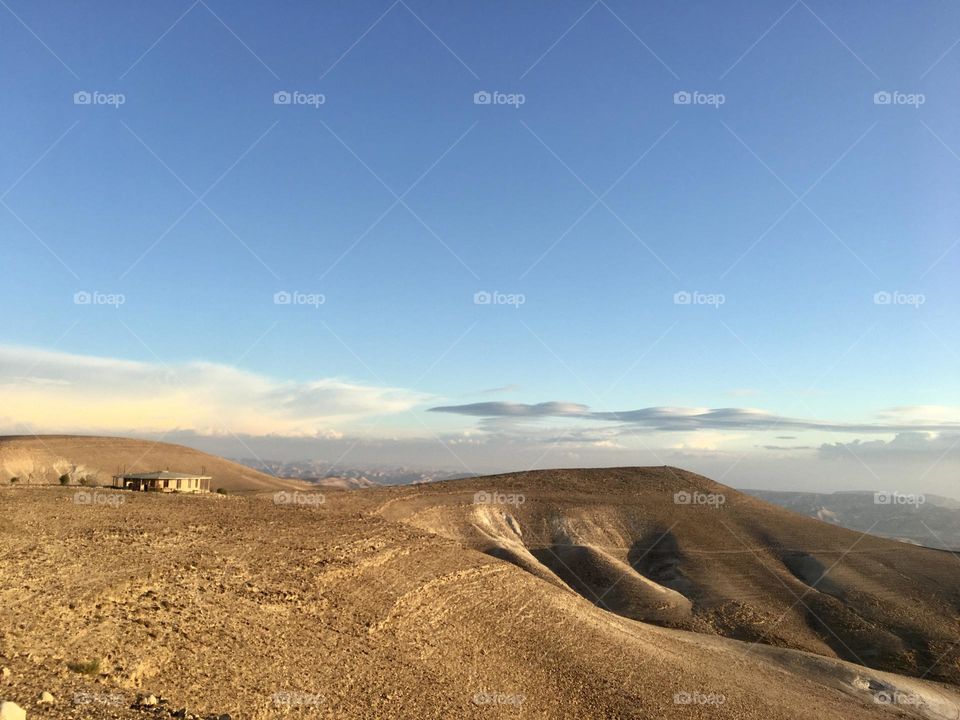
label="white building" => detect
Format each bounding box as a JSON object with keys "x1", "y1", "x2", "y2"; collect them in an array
[{"x1": 112, "y1": 471, "x2": 212, "y2": 493}]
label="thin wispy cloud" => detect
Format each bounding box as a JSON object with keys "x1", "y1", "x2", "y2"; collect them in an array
[{"x1": 429, "y1": 401, "x2": 960, "y2": 435}]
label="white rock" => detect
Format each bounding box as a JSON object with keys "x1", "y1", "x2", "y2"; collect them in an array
[
  {"x1": 0, "y1": 700, "x2": 26, "y2": 720},
  {"x1": 0, "y1": 668, "x2": 9, "y2": 679},
  {"x1": 37, "y1": 691, "x2": 54, "y2": 704}
]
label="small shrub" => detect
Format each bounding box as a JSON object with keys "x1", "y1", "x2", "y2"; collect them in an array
[
  {"x1": 9, "y1": 476, "x2": 18, "y2": 485},
  {"x1": 79, "y1": 476, "x2": 91, "y2": 486},
  {"x1": 215, "y1": 487, "x2": 227, "y2": 495},
  {"x1": 67, "y1": 658, "x2": 101, "y2": 675},
  {"x1": 59, "y1": 474, "x2": 70, "y2": 486}
]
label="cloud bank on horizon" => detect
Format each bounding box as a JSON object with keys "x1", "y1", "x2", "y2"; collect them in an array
[
  {"x1": 0, "y1": 345, "x2": 426, "y2": 437},
  {"x1": 4, "y1": 344, "x2": 960, "y2": 479},
  {"x1": 6, "y1": 344, "x2": 959, "y2": 441}
]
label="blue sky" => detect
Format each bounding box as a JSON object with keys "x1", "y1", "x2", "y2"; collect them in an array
[{"x1": 2, "y1": 1, "x2": 960, "y2": 492}]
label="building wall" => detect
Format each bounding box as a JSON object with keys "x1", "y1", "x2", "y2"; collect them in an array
[{"x1": 113, "y1": 476, "x2": 211, "y2": 493}]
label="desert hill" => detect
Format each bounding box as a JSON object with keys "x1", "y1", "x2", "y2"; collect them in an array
[
  {"x1": 0, "y1": 435, "x2": 304, "y2": 493},
  {"x1": 382, "y1": 467, "x2": 960, "y2": 686},
  {"x1": 2, "y1": 465, "x2": 959, "y2": 719}
]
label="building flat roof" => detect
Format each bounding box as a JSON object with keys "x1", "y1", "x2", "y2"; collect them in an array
[{"x1": 116, "y1": 471, "x2": 212, "y2": 480}]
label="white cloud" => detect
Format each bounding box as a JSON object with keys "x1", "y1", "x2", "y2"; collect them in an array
[
  {"x1": 819, "y1": 431, "x2": 960, "y2": 459},
  {"x1": 0, "y1": 345, "x2": 428, "y2": 436},
  {"x1": 670, "y1": 430, "x2": 748, "y2": 451}
]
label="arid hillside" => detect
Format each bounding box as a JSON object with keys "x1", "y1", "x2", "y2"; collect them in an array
[
  {"x1": 384, "y1": 467, "x2": 960, "y2": 685},
  {"x1": 1, "y1": 467, "x2": 959, "y2": 719},
  {"x1": 0, "y1": 436, "x2": 303, "y2": 493}
]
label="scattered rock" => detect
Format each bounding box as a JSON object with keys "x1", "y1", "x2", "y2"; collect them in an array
[
  {"x1": 0, "y1": 668, "x2": 9, "y2": 680},
  {"x1": 135, "y1": 693, "x2": 158, "y2": 706},
  {"x1": 0, "y1": 701, "x2": 26, "y2": 720},
  {"x1": 37, "y1": 692, "x2": 54, "y2": 705}
]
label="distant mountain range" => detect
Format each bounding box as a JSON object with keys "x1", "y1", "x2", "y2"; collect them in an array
[
  {"x1": 233, "y1": 458, "x2": 477, "y2": 488},
  {"x1": 745, "y1": 489, "x2": 960, "y2": 550}
]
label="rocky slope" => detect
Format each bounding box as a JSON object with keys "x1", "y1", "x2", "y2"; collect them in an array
[{"x1": 2, "y1": 467, "x2": 959, "y2": 719}]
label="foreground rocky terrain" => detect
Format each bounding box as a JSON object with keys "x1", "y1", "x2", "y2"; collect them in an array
[{"x1": 2, "y1": 467, "x2": 960, "y2": 719}]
